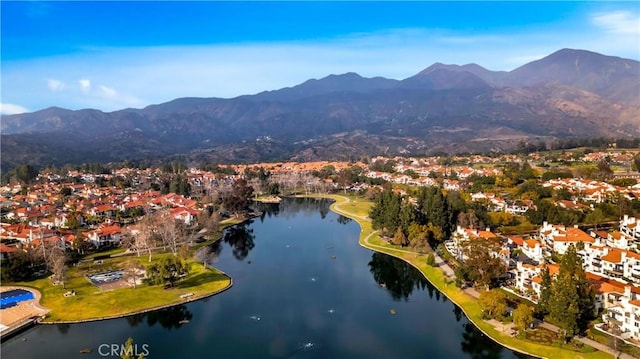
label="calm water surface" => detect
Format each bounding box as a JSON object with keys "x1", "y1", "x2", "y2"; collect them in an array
[{"x1": 2, "y1": 198, "x2": 531, "y2": 358}]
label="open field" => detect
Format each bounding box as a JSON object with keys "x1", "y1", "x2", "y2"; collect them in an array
[{"x1": 10, "y1": 257, "x2": 231, "y2": 323}]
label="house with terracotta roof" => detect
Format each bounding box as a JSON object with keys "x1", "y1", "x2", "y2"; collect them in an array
[
  {"x1": 538, "y1": 222, "x2": 595, "y2": 254},
  {"x1": 620, "y1": 215, "x2": 640, "y2": 243},
  {"x1": 169, "y1": 207, "x2": 201, "y2": 225},
  {"x1": 576, "y1": 243, "x2": 640, "y2": 285},
  {"x1": 521, "y1": 239, "x2": 544, "y2": 263},
  {"x1": 0, "y1": 243, "x2": 18, "y2": 260},
  {"x1": 87, "y1": 224, "x2": 122, "y2": 248},
  {"x1": 449, "y1": 225, "x2": 505, "y2": 263},
  {"x1": 601, "y1": 284, "x2": 640, "y2": 341},
  {"x1": 510, "y1": 262, "x2": 559, "y2": 301}
]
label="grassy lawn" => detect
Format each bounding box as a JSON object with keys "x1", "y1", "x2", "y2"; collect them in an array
[
  {"x1": 321, "y1": 194, "x2": 613, "y2": 359},
  {"x1": 14, "y1": 258, "x2": 231, "y2": 322},
  {"x1": 6, "y1": 220, "x2": 249, "y2": 323}
]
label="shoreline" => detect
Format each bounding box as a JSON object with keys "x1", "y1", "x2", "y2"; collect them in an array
[
  {"x1": 2, "y1": 217, "x2": 255, "y2": 327},
  {"x1": 319, "y1": 194, "x2": 609, "y2": 359},
  {"x1": 39, "y1": 273, "x2": 233, "y2": 325}
]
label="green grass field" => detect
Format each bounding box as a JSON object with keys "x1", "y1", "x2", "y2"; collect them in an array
[
  {"x1": 14, "y1": 257, "x2": 230, "y2": 322},
  {"x1": 6, "y1": 219, "x2": 249, "y2": 323}
]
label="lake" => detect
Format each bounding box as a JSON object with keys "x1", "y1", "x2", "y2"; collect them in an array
[{"x1": 1, "y1": 198, "x2": 531, "y2": 358}]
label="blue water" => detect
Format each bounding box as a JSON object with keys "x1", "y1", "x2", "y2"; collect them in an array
[
  {"x1": 1, "y1": 198, "x2": 531, "y2": 358},
  {"x1": 1, "y1": 289, "x2": 34, "y2": 309}
]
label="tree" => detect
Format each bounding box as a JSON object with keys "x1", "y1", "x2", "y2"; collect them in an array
[
  {"x1": 536, "y1": 266, "x2": 552, "y2": 316},
  {"x1": 123, "y1": 258, "x2": 144, "y2": 289},
  {"x1": 548, "y1": 245, "x2": 595, "y2": 336},
  {"x1": 156, "y1": 213, "x2": 180, "y2": 255},
  {"x1": 392, "y1": 227, "x2": 408, "y2": 246},
  {"x1": 48, "y1": 247, "x2": 68, "y2": 289},
  {"x1": 459, "y1": 236, "x2": 506, "y2": 289},
  {"x1": 512, "y1": 304, "x2": 534, "y2": 332},
  {"x1": 194, "y1": 246, "x2": 218, "y2": 268},
  {"x1": 369, "y1": 189, "x2": 402, "y2": 236},
  {"x1": 585, "y1": 208, "x2": 606, "y2": 229},
  {"x1": 548, "y1": 272, "x2": 581, "y2": 336},
  {"x1": 9, "y1": 164, "x2": 39, "y2": 184},
  {"x1": 198, "y1": 209, "x2": 220, "y2": 236},
  {"x1": 146, "y1": 256, "x2": 190, "y2": 287},
  {"x1": 633, "y1": 153, "x2": 640, "y2": 172},
  {"x1": 120, "y1": 337, "x2": 147, "y2": 359},
  {"x1": 59, "y1": 187, "x2": 73, "y2": 197},
  {"x1": 478, "y1": 289, "x2": 507, "y2": 319},
  {"x1": 0, "y1": 252, "x2": 33, "y2": 282},
  {"x1": 223, "y1": 179, "x2": 254, "y2": 216},
  {"x1": 72, "y1": 233, "x2": 92, "y2": 255},
  {"x1": 426, "y1": 253, "x2": 436, "y2": 267},
  {"x1": 595, "y1": 159, "x2": 614, "y2": 180}
]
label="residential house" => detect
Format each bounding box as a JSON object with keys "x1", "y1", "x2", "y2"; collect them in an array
[
  {"x1": 538, "y1": 222, "x2": 595, "y2": 254},
  {"x1": 87, "y1": 224, "x2": 122, "y2": 248}
]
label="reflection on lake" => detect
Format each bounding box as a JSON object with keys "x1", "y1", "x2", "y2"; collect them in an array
[
  {"x1": 2, "y1": 198, "x2": 531, "y2": 359},
  {"x1": 222, "y1": 222, "x2": 255, "y2": 261},
  {"x1": 368, "y1": 252, "x2": 429, "y2": 301},
  {"x1": 126, "y1": 305, "x2": 193, "y2": 330}
]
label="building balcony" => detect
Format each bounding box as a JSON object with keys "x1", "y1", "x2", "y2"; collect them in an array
[{"x1": 605, "y1": 269, "x2": 624, "y2": 277}]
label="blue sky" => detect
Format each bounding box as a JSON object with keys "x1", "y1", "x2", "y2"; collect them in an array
[{"x1": 1, "y1": 1, "x2": 639, "y2": 114}]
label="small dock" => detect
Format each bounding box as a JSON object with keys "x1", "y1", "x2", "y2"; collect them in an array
[{"x1": 0, "y1": 316, "x2": 40, "y2": 342}]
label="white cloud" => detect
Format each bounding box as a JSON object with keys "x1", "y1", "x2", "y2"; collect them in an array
[
  {"x1": 78, "y1": 79, "x2": 91, "y2": 92},
  {"x1": 97, "y1": 84, "x2": 142, "y2": 108},
  {"x1": 47, "y1": 78, "x2": 65, "y2": 91},
  {"x1": 0, "y1": 103, "x2": 29, "y2": 115},
  {"x1": 592, "y1": 11, "x2": 640, "y2": 35},
  {"x1": 98, "y1": 85, "x2": 117, "y2": 98}
]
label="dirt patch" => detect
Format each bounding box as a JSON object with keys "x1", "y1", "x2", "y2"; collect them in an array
[{"x1": 96, "y1": 278, "x2": 131, "y2": 291}]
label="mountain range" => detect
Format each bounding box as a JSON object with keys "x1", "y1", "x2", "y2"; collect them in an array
[{"x1": 2, "y1": 48, "x2": 639, "y2": 170}]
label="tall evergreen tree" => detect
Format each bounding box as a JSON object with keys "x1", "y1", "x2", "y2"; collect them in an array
[
  {"x1": 370, "y1": 189, "x2": 403, "y2": 236},
  {"x1": 536, "y1": 266, "x2": 552, "y2": 316},
  {"x1": 548, "y1": 245, "x2": 595, "y2": 336}
]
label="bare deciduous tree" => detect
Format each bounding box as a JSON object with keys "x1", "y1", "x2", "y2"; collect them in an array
[
  {"x1": 48, "y1": 246, "x2": 68, "y2": 289},
  {"x1": 123, "y1": 257, "x2": 144, "y2": 289}
]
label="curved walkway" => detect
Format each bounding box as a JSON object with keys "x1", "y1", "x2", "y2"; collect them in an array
[{"x1": 328, "y1": 195, "x2": 632, "y2": 359}]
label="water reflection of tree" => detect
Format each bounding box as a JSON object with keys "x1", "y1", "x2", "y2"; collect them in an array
[
  {"x1": 258, "y1": 198, "x2": 332, "y2": 220},
  {"x1": 460, "y1": 322, "x2": 504, "y2": 359},
  {"x1": 368, "y1": 252, "x2": 429, "y2": 301},
  {"x1": 56, "y1": 323, "x2": 70, "y2": 334},
  {"x1": 257, "y1": 203, "x2": 280, "y2": 222},
  {"x1": 126, "y1": 305, "x2": 193, "y2": 330},
  {"x1": 223, "y1": 222, "x2": 256, "y2": 261},
  {"x1": 336, "y1": 215, "x2": 352, "y2": 225},
  {"x1": 207, "y1": 239, "x2": 223, "y2": 258},
  {"x1": 453, "y1": 305, "x2": 463, "y2": 322}
]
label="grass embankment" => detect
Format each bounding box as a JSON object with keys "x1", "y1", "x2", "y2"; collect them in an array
[
  {"x1": 8, "y1": 219, "x2": 245, "y2": 323},
  {"x1": 20, "y1": 259, "x2": 230, "y2": 322},
  {"x1": 321, "y1": 194, "x2": 611, "y2": 359}
]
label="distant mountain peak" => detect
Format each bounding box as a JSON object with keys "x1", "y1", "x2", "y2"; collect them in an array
[{"x1": 2, "y1": 48, "x2": 638, "y2": 170}]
